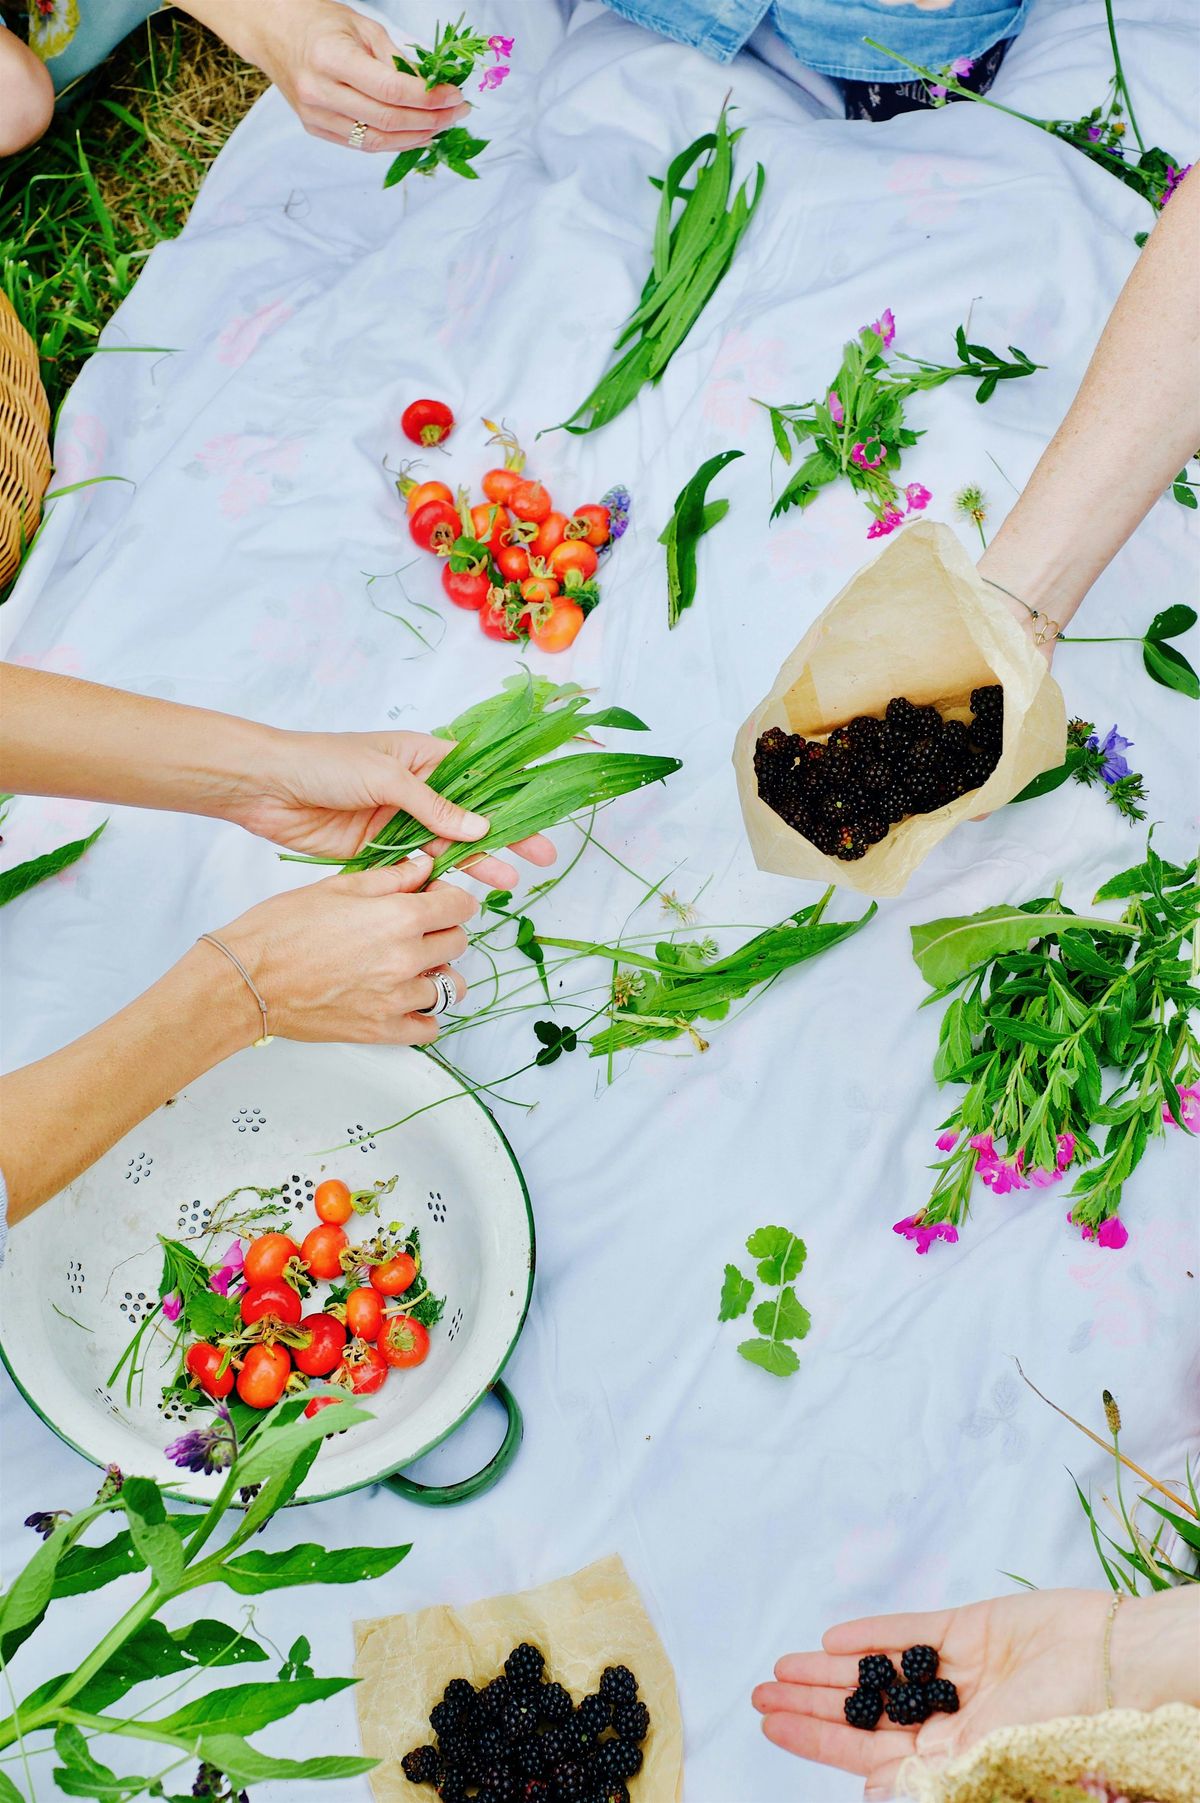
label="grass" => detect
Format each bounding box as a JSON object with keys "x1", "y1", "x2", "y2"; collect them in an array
[{"x1": 1, "y1": 11, "x2": 265, "y2": 429}]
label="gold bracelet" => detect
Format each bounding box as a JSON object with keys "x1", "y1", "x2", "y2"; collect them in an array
[
  {"x1": 1102, "y1": 1590, "x2": 1125, "y2": 1711},
  {"x1": 198, "y1": 932, "x2": 273, "y2": 1047},
  {"x1": 981, "y1": 575, "x2": 1062, "y2": 646}
]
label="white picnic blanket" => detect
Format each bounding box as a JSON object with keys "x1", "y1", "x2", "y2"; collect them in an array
[{"x1": 2, "y1": 2, "x2": 1198, "y2": 1798}]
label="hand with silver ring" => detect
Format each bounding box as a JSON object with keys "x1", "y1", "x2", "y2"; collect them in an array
[{"x1": 419, "y1": 970, "x2": 458, "y2": 1017}]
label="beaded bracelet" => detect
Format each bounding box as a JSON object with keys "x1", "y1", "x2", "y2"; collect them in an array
[{"x1": 198, "y1": 932, "x2": 273, "y2": 1046}]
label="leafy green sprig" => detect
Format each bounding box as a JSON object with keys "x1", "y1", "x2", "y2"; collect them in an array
[
  {"x1": 1011, "y1": 718, "x2": 1149, "y2": 822},
  {"x1": 761, "y1": 322, "x2": 1041, "y2": 532},
  {"x1": 910, "y1": 846, "x2": 1200, "y2": 1243},
  {"x1": 0, "y1": 1403, "x2": 408, "y2": 1801},
  {"x1": 718, "y1": 1227, "x2": 811, "y2": 1378},
  {"x1": 659, "y1": 450, "x2": 741, "y2": 628},
  {"x1": 0, "y1": 818, "x2": 107, "y2": 908},
  {"x1": 547, "y1": 107, "x2": 765, "y2": 435},
  {"x1": 385, "y1": 17, "x2": 494, "y2": 189}
]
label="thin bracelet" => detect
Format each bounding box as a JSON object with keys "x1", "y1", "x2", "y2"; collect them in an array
[
  {"x1": 1102, "y1": 1590, "x2": 1125, "y2": 1710},
  {"x1": 981, "y1": 575, "x2": 1063, "y2": 647},
  {"x1": 198, "y1": 932, "x2": 273, "y2": 1047}
]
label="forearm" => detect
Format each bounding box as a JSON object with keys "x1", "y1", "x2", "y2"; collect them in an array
[
  {"x1": 0, "y1": 666, "x2": 277, "y2": 817},
  {"x1": 1111, "y1": 1586, "x2": 1200, "y2": 1712},
  {"x1": 979, "y1": 167, "x2": 1200, "y2": 629},
  {"x1": 0, "y1": 943, "x2": 256, "y2": 1222}
]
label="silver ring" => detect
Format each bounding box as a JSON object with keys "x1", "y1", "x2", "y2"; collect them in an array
[
  {"x1": 418, "y1": 971, "x2": 456, "y2": 1017},
  {"x1": 348, "y1": 120, "x2": 368, "y2": 149}
]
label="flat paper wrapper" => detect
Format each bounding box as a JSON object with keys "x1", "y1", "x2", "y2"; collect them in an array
[
  {"x1": 354, "y1": 1554, "x2": 683, "y2": 1801},
  {"x1": 733, "y1": 520, "x2": 1067, "y2": 898}
]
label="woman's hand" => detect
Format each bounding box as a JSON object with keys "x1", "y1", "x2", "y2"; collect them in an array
[
  {"x1": 181, "y1": 0, "x2": 469, "y2": 153},
  {"x1": 753, "y1": 1589, "x2": 1118, "y2": 1797},
  {"x1": 212, "y1": 854, "x2": 478, "y2": 1046},
  {"x1": 224, "y1": 726, "x2": 557, "y2": 890}
]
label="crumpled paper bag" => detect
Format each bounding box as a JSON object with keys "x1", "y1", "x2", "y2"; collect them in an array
[
  {"x1": 733, "y1": 520, "x2": 1067, "y2": 898},
  {"x1": 354, "y1": 1554, "x2": 683, "y2": 1801}
]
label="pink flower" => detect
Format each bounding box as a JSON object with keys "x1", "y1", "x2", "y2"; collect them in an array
[
  {"x1": 935, "y1": 1130, "x2": 960, "y2": 1152},
  {"x1": 894, "y1": 1214, "x2": 959, "y2": 1255},
  {"x1": 866, "y1": 507, "x2": 905, "y2": 540},
  {"x1": 1070, "y1": 1211, "x2": 1130, "y2": 1250},
  {"x1": 865, "y1": 308, "x2": 896, "y2": 348},
  {"x1": 1028, "y1": 1164, "x2": 1063, "y2": 1189},
  {"x1": 905, "y1": 482, "x2": 932, "y2": 512},
  {"x1": 969, "y1": 1132, "x2": 996, "y2": 1162},
  {"x1": 210, "y1": 1239, "x2": 245, "y2": 1296},
  {"x1": 162, "y1": 1292, "x2": 182, "y2": 1323},
  {"x1": 478, "y1": 64, "x2": 510, "y2": 91},
  {"x1": 1162, "y1": 163, "x2": 1192, "y2": 206},
  {"x1": 950, "y1": 56, "x2": 975, "y2": 78},
  {"x1": 971, "y1": 1134, "x2": 1029, "y2": 1193},
  {"x1": 1056, "y1": 1132, "x2": 1076, "y2": 1170},
  {"x1": 827, "y1": 390, "x2": 844, "y2": 425},
  {"x1": 852, "y1": 439, "x2": 886, "y2": 471},
  {"x1": 1163, "y1": 1083, "x2": 1200, "y2": 1130},
  {"x1": 929, "y1": 85, "x2": 947, "y2": 102},
  {"x1": 488, "y1": 34, "x2": 515, "y2": 59}
]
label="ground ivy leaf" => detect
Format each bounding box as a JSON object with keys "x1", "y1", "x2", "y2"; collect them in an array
[
  {"x1": 718, "y1": 1264, "x2": 754, "y2": 1321},
  {"x1": 773, "y1": 1286, "x2": 812, "y2": 1342},
  {"x1": 737, "y1": 1338, "x2": 800, "y2": 1377},
  {"x1": 745, "y1": 1225, "x2": 806, "y2": 1284}
]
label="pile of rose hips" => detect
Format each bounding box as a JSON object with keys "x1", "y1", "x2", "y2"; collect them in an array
[
  {"x1": 399, "y1": 415, "x2": 613, "y2": 654},
  {"x1": 182, "y1": 1178, "x2": 435, "y2": 1416}
]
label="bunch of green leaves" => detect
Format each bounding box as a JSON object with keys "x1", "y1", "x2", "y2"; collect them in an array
[
  {"x1": 548, "y1": 108, "x2": 765, "y2": 435},
  {"x1": 1015, "y1": 1368, "x2": 1199, "y2": 1594},
  {"x1": 538, "y1": 887, "x2": 876, "y2": 1058},
  {"x1": 762, "y1": 321, "x2": 1041, "y2": 530},
  {"x1": 718, "y1": 1227, "x2": 811, "y2": 1378},
  {"x1": 0, "y1": 808, "x2": 106, "y2": 908},
  {"x1": 866, "y1": 0, "x2": 1188, "y2": 228},
  {"x1": 1173, "y1": 457, "x2": 1199, "y2": 511},
  {"x1": 1011, "y1": 718, "x2": 1149, "y2": 822},
  {"x1": 659, "y1": 450, "x2": 741, "y2": 628},
  {"x1": 289, "y1": 673, "x2": 681, "y2": 879},
  {"x1": 385, "y1": 17, "x2": 492, "y2": 188},
  {"x1": 910, "y1": 845, "x2": 1200, "y2": 1241},
  {"x1": 1056, "y1": 602, "x2": 1199, "y2": 701},
  {"x1": 0, "y1": 1400, "x2": 408, "y2": 1801}
]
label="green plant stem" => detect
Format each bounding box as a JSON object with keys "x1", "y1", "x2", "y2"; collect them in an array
[
  {"x1": 863, "y1": 40, "x2": 1048, "y2": 132},
  {"x1": 1105, "y1": 0, "x2": 1146, "y2": 152},
  {"x1": 1016, "y1": 1360, "x2": 1199, "y2": 1517}
]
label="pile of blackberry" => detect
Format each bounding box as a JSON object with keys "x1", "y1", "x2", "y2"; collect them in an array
[
  {"x1": 843, "y1": 1645, "x2": 959, "y2": 1732},
  {"x1": 402, "y1": 1645, "x2": 650, "y2": 1802},
  {"x1": 754, "y1": 685, "x2": 1004, "y2": 860}
]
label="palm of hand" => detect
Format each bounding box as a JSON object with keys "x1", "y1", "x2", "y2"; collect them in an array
[{"x1": 754, "y1": 1588, "x2": 1109, "y2": 1796}]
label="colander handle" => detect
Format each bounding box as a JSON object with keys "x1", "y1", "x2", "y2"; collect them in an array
[{"x1": 380, "y1": 1378, "x2": 522, "y2": 1506}]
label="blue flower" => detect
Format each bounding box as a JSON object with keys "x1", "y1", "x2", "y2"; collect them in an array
[
  {"x1": 1087, "y1": 724, "x2": 1133, "y2": 785},
  {"x1": 165, "y1": 1405, "x2": 236, "y2": 1476}
]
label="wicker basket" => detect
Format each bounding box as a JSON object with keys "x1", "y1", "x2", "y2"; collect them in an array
[{"x1": 0, "y1": 291, "x2": 52, "y2": 588}]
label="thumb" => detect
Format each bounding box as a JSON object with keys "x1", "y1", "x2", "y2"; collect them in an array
[
  {"x1": 341, "y1": 851, "x2": 434, "y2": 897},
  {"x1": 382, "y1": 765, "x2": 489, "y2": 845}
]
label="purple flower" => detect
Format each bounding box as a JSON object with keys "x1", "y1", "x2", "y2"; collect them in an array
[
  {"x1": 1086, "y1": 724, "x2": 1133, "y2": 785},
  {"x1": 598, "y1": 484, "x2": 632, "y2": 553},
  {"x1": 929, "y1": 84, "x2": 947, "y2": 102},
  {"x1": 971, "y1": 1134, "x2": 1029, "y2": 1193},
  {"x1": 488, "y1": 33, "x2": 515, "y2": 60},
  {"x1": 1162, "y1": 163, "x2": 1192, "y2": 206},
  {"x1": 1069, "y1": 1210, "x2": 1130, "y2": 1250},
  {"x1": 210, "y1": 1239, "x2": 244, "y2": 1296},
  {"x1": 950, "y1": 56, "x2": 974, "y2": 79},
  {"x1": 162, "y1": 1291, "x2": 182, "y2": 1323},
  {"x1": 827, "y1": 390, "x2": 845, "y2": 425},
  {"x1": 1087, "y1": 125, "x2": 1104, "y2": 142},
  {"x1": 905, "y1": 482, "x2": 932, "y2": 513},
  {"x1": 894, "y1": 1214, "x2": 959, "y2": 1254},
  {"x1": 864, "y1": 308, "x2": 896, "y2": 349},
  {"x1": 852, "y1": 438, "x2": 886, "y2": 471},
  {"x1": 24, "y1": 1508, "x2": 71, "y2": 1540},
  {"x1": 935, "y1": 1129, "x2": 960, "y2": 1152},
  {"x1": 166, "y1": 1405, "x2": 237, "y2": 1476},
  {"x1": 1163, "y1": 1083, "x2": 1200, "y2": 1130},
  {"x1": 478, "y1": 64, "x2": 510, "y2": 92}
]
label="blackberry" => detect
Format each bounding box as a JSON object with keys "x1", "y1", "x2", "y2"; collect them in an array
[
  {"x1": 858, "y1": 1655, "x2": 898, "y2": 1691},
  {"x1": 576, "y1": 1693, "x2": 611, "y2": 1735},
  {"x1": 480, "y1": 1771, "x2": 517, "y2": 1803},
  {"x1": 436, "y1": 1730, "x2": 471, "y2": 1770},
  {"x1": 885, "y1": 1685, "x2": 932, "y2": 1727},
  {"x1": 937, "y1": 719, "x2": 970, "y2": 764},
  {"x1": 522, "y1": 1785, "x2": 552, "y2": 1803},
  {"x1": 877, "y1": 787, "x2": 908, "y2": 825},
  {"x1": 429, "y1": 1701, "x2": 457, "y2": 1739},
  {"x1": 402, "y1": 1746, "x2": 440, "y2": 1786},
  {"x1": 539, "y1": 1726, "x2": 575, "y2": 1769},
  {"x1": 823, "y1": 786, "x2": 866, "y2": 821},
  {"x1": 835, "y1": 827, "x2": 868, "y2": 861},
  {"x1": 925, "y1": 1678, "x2": 959, "y2": 1714},
  {"x1": 561, "y1": 1713, "x2": 597, "y2": 1758},
  {"x1": 843, "y1": 1686, "x2": 883, "y2": 1731},
  {"x1": 478, "y1": 1677, "x2": 513, "y2": 1719},
  {"x1": 472, "y1": 1725, "x2": 506, "y2": 1768},
  {"x1": 756, "y1": 727, "x2": 789, "y2": 759},
  {"x1": 504, "y1": 1693, "x2": 541, "y2": 1741},
  {"x1": 970, "y1": 683, "x2": 1003, "y2": 719},
  {"x1": 860, "y1": 817, "x2": 888, "y2": 846},
  {"x1": 598, "y1": 1667, "x2": 638, "y2": 1709},
  {"x1": 910, "y1": 704, "x2": 942, "y2": 737},
  {"x1": 595, "y1": 1784, "x2": 630, "y2": 1803},
  {"x1": 827, "y1": 725, "x2": 855, "y2": 756},
  {"x1": 442, "y1": 1678, "x2": 476, "y2": 1715},
  {"x1": 905, "y1": 734, "x2": 942, "y2": 776},
  {"x1": 593, "y1": 1740, "x2": 642, "y2": 1782},
  {"x1": 859, "y1": 760, "x2": 888, "y2": 792},
  {"x1": 436, "y1": 1775, "x2": 467, "y2": 1803},
  {"x1": 550, "y1": 1762, "x2": 590, "y2": 1803},
  {"x1": 902, "y1": 1645, "x2": 939, "y2": 1684},
  {"x1": 885, "y1": 696, "x2": 923, "y2": 739},
  {"x1": 513, "y1": 1738, "x2": 548, "y2": 1780},
  {"x1": 506, "y1": 1644, "x2": 546, "y2": 1690},
  {"x1": 847, "y1": 714, "x2": 884, "y2": 751},
  {"x1": 611, "y1": 1700, "x2": 650, "y2": 1743}
]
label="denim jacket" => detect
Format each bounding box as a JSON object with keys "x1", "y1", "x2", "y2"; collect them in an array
[{"x1": 598, "y1": 0, "x2": 1030, "y2": 83}]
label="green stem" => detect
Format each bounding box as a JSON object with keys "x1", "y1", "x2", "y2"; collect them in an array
[
  {"x1": 1104, "y1": 0, "x2": 1145, "y2": 152},
  {"x1": 2, "y1": 1581, "x2": 164, "y2": 1741},
  {"x1": 863, "y1": 40, "x2": 1050, "y2": 133}
]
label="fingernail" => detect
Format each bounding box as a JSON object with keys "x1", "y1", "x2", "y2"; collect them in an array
[
  {"x1": 460, "y1": 811, "x2": 488, "y2": 836},
  {"x1": 408, "y1": 849, "x2": 433, "y2": 867}
]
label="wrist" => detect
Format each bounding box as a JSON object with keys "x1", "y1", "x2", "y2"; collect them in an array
[
  {"x1": 1110, "y1": 1588, "x2": 1200, "y2": 1712},
  {"x1": 176, "y1": 940, "x2": 262, "y2": 1060}
]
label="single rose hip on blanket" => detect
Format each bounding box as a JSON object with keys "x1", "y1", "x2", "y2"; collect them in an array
[{"x1": 401, "y1": 397, "x2": 454, "y2": 445}]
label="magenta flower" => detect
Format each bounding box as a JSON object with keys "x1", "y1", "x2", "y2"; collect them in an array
[
  {"x1": 161, "y1": 1291, "x2": 182, "y2": 1324},
  {"x1": 1028, "y1": 1164, "x2": 1063, "y2": 1189},
  {"x1": 852, "y1": 439, "x2": 886, "y2": 471},
  {"x1": 1069, "y1": 1210, "x2": 1130, "y2": 1250},
  {"x1": 210, "y1": 1239, "x2": 244, "y2": 1296},
  {"x1": 894, "y1": 1214, "x2": 959, "y2": 1254},
  {"x1": 488, "y1": 34, "x2": 515, "y2": 59},
  {"x1": 827, "y1": 390, "x2": 844, "y2": 425},
  {"x1": 1162, "y1": 163, "x2": 1192, "y2": 206},
  {"x1": 1087, "y1": 125, "x2": 1104, "y2": 142},
  {"x1": 866, "y1": 507, "x2": 905, "y2": 540},
  {"x1": 980, "y1": 1151, "x2": 1029, "y2": 1195},
  {"x1": 929, "y1": 85, "x2": 947, "y2": 102},
  {"x1": 864, "y1": 308, "x2": 896, "y2": 348},
  {"x1": 479, "y1": 64, "x2": 510, "y2": 91},
  {"x1": 935, "y1": 1129, "x2": 960, "y2": 1152},
  {"x1": 1056, "y1": 1132, "x2": 1076, "y2": 1170},
  {"x1": 1163, "y1": 1082, "x2": 1200, "y2": 1130},
  {"x1": 905, "y1": 482, "x2": 932, "y2": 512},
  {"x1": 950, "y1": 56, "x2": 975, "y2": 79}
]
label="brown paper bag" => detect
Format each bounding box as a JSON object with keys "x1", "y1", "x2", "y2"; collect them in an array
[
  {"x1": 354, "y1": 1554, "x2": 684, "y2": 1801},
  {"x1": 733, "y1": 521, "x2": 1066, "y2": 898}
]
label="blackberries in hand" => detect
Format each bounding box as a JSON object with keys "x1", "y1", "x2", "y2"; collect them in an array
[
  {"x1": 885, "y1": 1684, "x2": 933, "y2": 1726},
  {"x1": 857, "y1": 1654, "x2": 897, "y2": 1691},
  {"x1": 843, "y1": 1686, "x2": 883, "y2": 1731},
  {"x1": 925, "y1": 1677, "x2": 959, "y2": 1714},
  {"x1": 901, "y1": 1644, "x2": 939, "y2": 1684}
]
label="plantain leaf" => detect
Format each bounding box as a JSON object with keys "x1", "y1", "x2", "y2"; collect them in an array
[
  {"x1": 911, "y1": 906, "x2": 1136, "y2": 988},
  {"x1": 0, "y1": 821, "x2": 106, "y2": 907},
  {"x1": 660, "y1": 448, "x2": 742, "y2": 627}
]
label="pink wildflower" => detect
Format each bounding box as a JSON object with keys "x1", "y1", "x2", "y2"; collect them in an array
[
  {"x1": 852, "y1": 439, "x2": 886, "y2": 471},
  {"x1": 979, "y1": 1150, "x2": 1029, "y2": 1195},
  {"x1": 950, "y1": 56, "x2": 975, "y2": 78},
  {"x1": 935, "y1": 1129, "x2": 960, "y2": 1152},
  {"x1": 865, "y1": 308, "x2": 896, "y2": 348},
  {"x1": 1027, "y1": 1164, "x2": 1063, "y2": 1189},
  {"x1": 488, "y1": 34, "x2": 515, "y2": 59},
  {"x1": 478, "y1": 64, "x2": 510, "y2": 91},
  {"x1": 894, "y1": 1214, "x2": 959, "y2": 1255},
  {"x1": 1056, "y1": 1132, "x2": 1076, "y2": 1170},
  {"x1": 866, "y1": 507, "x2": 905, "y2": 540},
  {"x1": 1163, "y1": 1083, "x2": 1200, "y2": 1130},
  {"x1": 1069, "y1": 1211, "x2": 1130, "y2": 1250},
  {"x1": 827, "y1": 390, "x2": 844, "y2": 425},
  {"x1": 1162, "y1": 163, "x2": 1193, "y2": 206},
  {"x1": 210, "y1": 1239, "x2": 245, "y2": 1296},
  {"x1": 905, "y1": 482, "x2": 932, "y2": 512},
  {"x1": 162, "y1": 1292, "x2": 182, "y2": 1323},
  {"x1": 929, "y1": 85, "x2": 947, "y2": 102}
]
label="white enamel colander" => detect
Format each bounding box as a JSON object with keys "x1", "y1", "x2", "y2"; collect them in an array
[{"x1": 0, "y1": 1040, "x2": 534, "y2": 1506}]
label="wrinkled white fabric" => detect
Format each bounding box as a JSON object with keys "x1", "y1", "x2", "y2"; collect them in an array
[{"x1": 1, "y1": 3, "x2": 1197, "y2": 1799}]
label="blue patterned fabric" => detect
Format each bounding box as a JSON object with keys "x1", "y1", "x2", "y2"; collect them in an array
[{"x1": 599, "y1": 0, "x2": 1030, "y2": 82}]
